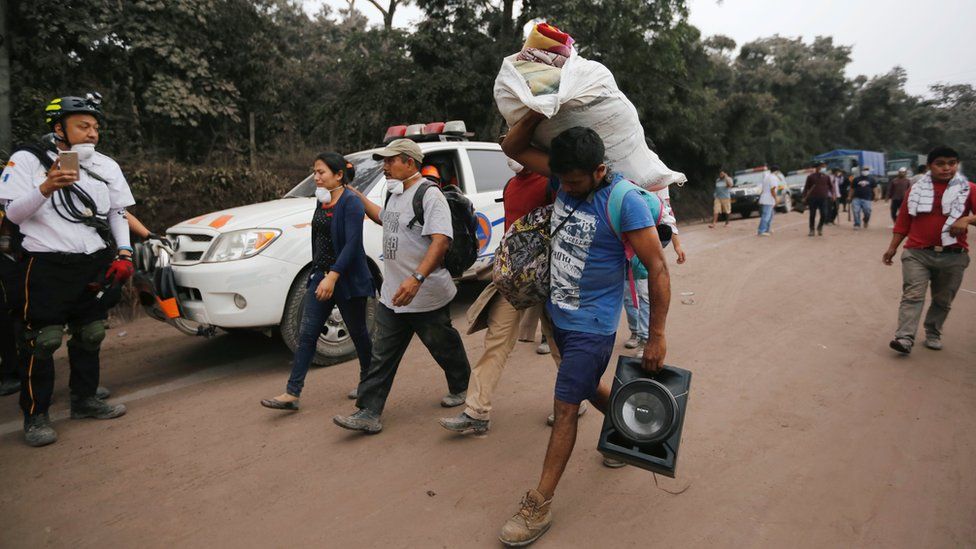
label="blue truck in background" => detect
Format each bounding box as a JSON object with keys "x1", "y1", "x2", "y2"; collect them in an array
[{"x1": 812, "y1": 149, "x2": 887, "y2": 177}]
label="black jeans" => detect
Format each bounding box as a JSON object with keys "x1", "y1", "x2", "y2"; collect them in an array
[
  {"x1": 808, "y1": 197, "x2": 829, "y2": 232},
  {"x1": 21, "y1": 251, "x2": 111, "y2": 417},
  {"x1": 0, "y1": 254, "x2": 25, "y2": 383},
  {"x1": 890, "y1": 198, "x2": 903, "y2": 222},
  {"x1": 356, "y1": 303, "x2": 470, "y2": 415}
]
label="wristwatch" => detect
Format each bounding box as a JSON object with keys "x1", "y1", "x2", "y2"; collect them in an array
[{"x1": 411, "y1": 272, "x2": 426, "y2": 283}]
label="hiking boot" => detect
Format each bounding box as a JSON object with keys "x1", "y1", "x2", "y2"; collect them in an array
[
  {"x1": 68, "y1": 386, "x2": 111, "y2": 401},
  {"x1": 439, "y1": 412, "x2": 490, "y2": 435},
  {"x1": 70, "y1": 395, "x2": 127, "y2": 420},
  {"x1": 889, "y1": 338, "x2": 912, "y2": 354},
  {"x1": 602, "y1": 457, "x2": 627, "y2": 468},
  {"x1": 332, "y1": 409, "x2": 382, "y2": 434},
  {"x1": 499, "y1": 489, "x2": 553, "y2": 547},
  {"x1": 923, "y1": 337, "x2": 943, "y2": 351},
  {"x1": 23, "y1": 413, "x2": 57, "y2": 447},
  {"x1": 535, "y1": 342, "x2": 550, "y2": 355},
  {"x1": 347, "y1": 387, "x2": 358, "y2": 400},
  {"x1": 0, "y1": 376, "x2": 21, "y2": 396},
  {"x1": 440, "y1": 391, "x2": 466, "y2": 408},
  {"x1": 624, "y1": 336, "x2": 639, "y2": 349},
  {"x1": 547, "y1": 400, "x2": 588, "y2": 426}
]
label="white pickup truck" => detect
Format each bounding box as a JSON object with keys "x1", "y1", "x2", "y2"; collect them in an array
[{"x1": 161, "y1": 137, "x2": 510, "y2": 365}]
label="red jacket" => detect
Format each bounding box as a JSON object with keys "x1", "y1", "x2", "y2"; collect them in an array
[{"x1": 893, "y1": 181, "x2": 976, "y2": 250}]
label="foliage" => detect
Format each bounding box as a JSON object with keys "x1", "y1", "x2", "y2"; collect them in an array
[{"x1": 7, "y1": 0, "x2": 975, "y2": 211}]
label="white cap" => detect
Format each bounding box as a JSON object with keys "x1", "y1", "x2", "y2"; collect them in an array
[{"x1": 898, "y1": 167, "x2": 907, "y2": 173}]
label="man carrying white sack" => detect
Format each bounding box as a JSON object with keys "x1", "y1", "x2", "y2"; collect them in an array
[{"x1": 494, "y1": 22, "x2": 687, "y2": 193}]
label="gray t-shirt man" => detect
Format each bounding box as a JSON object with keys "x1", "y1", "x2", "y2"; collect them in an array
[{"x1": 379, "y1": 179, "x2": 455, "y2": 313}]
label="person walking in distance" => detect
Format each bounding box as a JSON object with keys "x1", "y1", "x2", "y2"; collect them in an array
[
  {"x1": 803, "y1": 161, "x2": 834, "y2": 236},
  {"x1": 710, "y1": 170, "x2": 733, "y2": 228},
  {"x1": 498, "y1": 113, "x2": 670, "y2": 547},
  {"x1": 849, "y1": 166, "x2": 877, "y2": 230},
  {"x1": 886, "y1": 167, "x2": 912, "y2": 226},
  {"x1": 757, "y1": 164, "x2": 779, "y2": 236},
  {"x1": 883, "y1": 146, "x2": 975, "y2": 354},
  {"x1": 332, "y1": 139, "x2": 470, "y2": 434}
]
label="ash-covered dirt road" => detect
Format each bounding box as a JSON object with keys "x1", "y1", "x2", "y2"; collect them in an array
[{"x1": 2, "y1": 212, "x2": 974, "y2": 548}]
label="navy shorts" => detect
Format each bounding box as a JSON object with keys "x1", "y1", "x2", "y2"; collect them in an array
[{"x1": 551, "y1": 325, "x2": 616, "y2": 405}]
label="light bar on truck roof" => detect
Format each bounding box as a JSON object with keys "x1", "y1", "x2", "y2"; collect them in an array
[
  {"x1": 444, "y1": 120, "x2": 467, "y2": 135},
  {"x1": 405, "y1": 124, "x2": 425, "y2": 137},
  {"x1": 424, "y1": 122, "x2": 445, "y2": 135},
  {"x1": 383, "y1": 125, "x2": 407, "y2": 143}
]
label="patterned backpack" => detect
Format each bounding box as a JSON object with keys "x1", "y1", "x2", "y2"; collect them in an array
[{"x1": 492, "y1": 198, "x2": 584, "y2": 310}]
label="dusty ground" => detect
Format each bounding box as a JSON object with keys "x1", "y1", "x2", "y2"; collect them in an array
[{"x1": 1, "y1": 210, "x2": 974, "y2": 548}]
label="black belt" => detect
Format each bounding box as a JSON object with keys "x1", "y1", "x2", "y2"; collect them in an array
[{"x1": 922, "y1": 246, "x2": 966, "y2": 254}]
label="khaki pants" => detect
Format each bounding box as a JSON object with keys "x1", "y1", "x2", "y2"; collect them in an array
[
  {"x1": 465, "y1": 296, "x2": 559, "y2": 421},
  {"x1": 518, "y1": 305, "x2": 542, "y2": 341},
  {"x1": 895, "y1": 248, "x2": 970, "y2": 343}
]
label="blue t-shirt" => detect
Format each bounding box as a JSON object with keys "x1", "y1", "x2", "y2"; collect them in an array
[{"x1": 546, "y1": 173, "x2": 655, "y2": 335}]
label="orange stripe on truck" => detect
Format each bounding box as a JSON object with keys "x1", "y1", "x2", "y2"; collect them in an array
[
  {"x1": 209, "y1": 215, "x2": 233, "y2": 229},
  {"x1": 187, "y1": 215, "x2": 208, "y2": 224}
]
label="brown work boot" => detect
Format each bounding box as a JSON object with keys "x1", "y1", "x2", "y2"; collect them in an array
[{"x1": 499, "y1": 489, "x2": 552, "y2": 547}]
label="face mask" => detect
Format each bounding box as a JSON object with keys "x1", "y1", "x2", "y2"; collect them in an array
[
  {"x1": 71, "y1": 143, "x2": 96, "y2": 163},
  {"x1": 820, "y1": 168, "x2": 828, "y2": 174},
  {"x1": 507, "y1": 158, "x2": 523, "y2": 173},
  {"x1": 861, "y1": 170, "x2": 869, "y2": 176},
  {"x1": 314, "y1": 187, "x2": 332, "y2": 202},
  {"x1": 385, "y1": 178, "x2": 404, "y2": 195}
]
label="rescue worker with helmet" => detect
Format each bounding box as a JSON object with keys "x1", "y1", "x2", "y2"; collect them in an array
[{"x1": 0, "y1": 93, "x2": 136, "y2": 447}]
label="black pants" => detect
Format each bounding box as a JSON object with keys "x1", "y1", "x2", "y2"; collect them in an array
[
  {"x1": 0, "y1": 254, "x2": 24, "y2": 383},
  {"x1": 21, "y1": 250, "x2": 112, "y2": 417},
  {"x1": 808, "y1": 197, "x2": 829, "y2": 232},
  {"x1": 890, "y1": 199, "x2": 903, "y2": 222},
  {"x1": 356, "y1": 303, "x2": 470, "y2": 415}
]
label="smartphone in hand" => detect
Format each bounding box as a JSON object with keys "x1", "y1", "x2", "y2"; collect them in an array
[{"x1": 58, "y1": 150, "x2": 80, "y2": 176}]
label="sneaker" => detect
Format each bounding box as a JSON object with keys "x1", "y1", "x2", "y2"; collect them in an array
[
  {"x1": 535, "y1": 342, "x2": 550, "y2": 355},
  {"x1": 499, "y1": 489, "x2": 552, "y2": 547},
  {"x1": 923, "y1": 337, "x2": 943, "y2": 351},
  {"x1": 624, "y1": 336, "x2": 639, "y2": 349},
  {"x1": 440, "y1": 391, "x2": 466, "y2": 408},
  {"x1": 889, "y1": 338, "x2": 912, "y2": 354},
  {"x1": 70, "y1": 396, "x2": 127, "y2": 420},
  {"x1": 864, "y1": 221, "x2": 869, "y2": 229},
  {"x1": 438, "y1": 412, "x2": 490, "y2": 435},
  {"x1": 758, "y1": 232, "x2": 770, "y2": 237},
  {"x1": 602, "y1": 457, "x2": 627, "y2": 468},
  {"x1": 332, "y1": 409, "x2": 382, "y2": 434},
  {"x1": 0, "y1": 376, "x2": 20, "y2": 396},
  {"x1": 347, "y1": 387, "x2": 358, "y2": 400},
  {"x1": 817, "y1": 228, "x2": 823, "y2": 236},
  {"x1": 23, "y1": 413, "x2": 57, "y2": 447},
  {"x1": 808, "y1": 230, "x2": 815, "y2": 237},
  {"x1": 853, "y1": 225, "x2": 861, "y2": 230},
  {"x1": 547, "y1": 400, "x2": 588, "y2": 426}
]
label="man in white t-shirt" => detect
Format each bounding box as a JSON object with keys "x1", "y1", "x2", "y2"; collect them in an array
[
  {"x1": 333, "y1": 139, "x2": 470, "y2": 434},
  {"x1": 757, "y1": 165, "x2": 780, "y2": 236}
]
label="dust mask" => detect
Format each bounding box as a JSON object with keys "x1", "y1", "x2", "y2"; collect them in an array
[
  {"x1": 71, "y1": 143, "x2": 96, "y2": 163},
  {"x1": 314, "y1": 187, "x2": 332, "y2": 202}
]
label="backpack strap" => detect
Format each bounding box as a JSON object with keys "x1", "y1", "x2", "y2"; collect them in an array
[
  {"x1": 407, "y1": 181, "x2": 437, "y2": 230},
  {"x1": 605, "y1": 178, "x2": 663, "y2": 314},
  {"x1": 15, "y1": 142, "x2": 56, "y2": 171}
]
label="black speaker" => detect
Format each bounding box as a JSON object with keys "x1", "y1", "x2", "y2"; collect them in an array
[{"x1": 597, "y1": 356, "x2": 691, "y2": 477}]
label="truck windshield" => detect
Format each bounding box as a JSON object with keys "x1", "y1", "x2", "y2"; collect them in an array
[{"x1": 283, "y1": 151, "x2": 384, "y2": 198}]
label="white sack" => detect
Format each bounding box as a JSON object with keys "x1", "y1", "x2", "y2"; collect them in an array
[{"x1": 494, "y1": 50, "x2": 686, "y2": 191}]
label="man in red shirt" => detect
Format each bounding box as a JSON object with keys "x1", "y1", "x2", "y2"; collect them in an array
[
  {"x1": 803, "y1": 161, "x2": 835, "y2": 236},
  {"x1": 439, "y1": 159, "x2": 574, "y2": 435},
  {"x1": 883, "y1": 146, "x2": 975, "y2": 353}
]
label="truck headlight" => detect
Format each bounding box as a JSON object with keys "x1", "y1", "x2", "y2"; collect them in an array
[
  {"x1": 203, "y1": 229, "x2": 281, "y2": 263},
  {"x1": 746, "y1": 187, "x2": 760, "y2": 195}
]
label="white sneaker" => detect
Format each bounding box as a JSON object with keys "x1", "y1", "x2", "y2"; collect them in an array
[{"x1": 624, "y1": 336, "x2": 639, "y2": 349}]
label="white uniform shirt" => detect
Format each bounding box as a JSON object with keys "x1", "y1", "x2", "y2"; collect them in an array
[{"x1": 0, "y1": 149, "x2": 135, "y2": 254}]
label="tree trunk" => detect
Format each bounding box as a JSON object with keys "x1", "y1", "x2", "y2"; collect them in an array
[{"x1": 0, "y1": 0, "x2": 12, "y2": 156}]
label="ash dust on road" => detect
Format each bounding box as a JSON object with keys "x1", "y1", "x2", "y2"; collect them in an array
[{"x1": 2, "y1": 215, "x2": 974, "y2": 548}]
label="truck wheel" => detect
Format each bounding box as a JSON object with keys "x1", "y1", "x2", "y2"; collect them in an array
[{"x1": 280, "y1": 267, "x2": 377, "y2": 367}]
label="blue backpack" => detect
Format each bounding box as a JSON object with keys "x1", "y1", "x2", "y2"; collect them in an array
[{"x1": 605, "y1": 178, "x2": 672, "y2": 306}]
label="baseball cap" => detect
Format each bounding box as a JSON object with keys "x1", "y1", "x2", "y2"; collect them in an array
[{"x1": 372, "y1": 138, "x2": 424, "y2": 163}]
